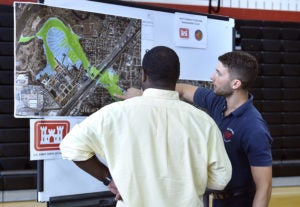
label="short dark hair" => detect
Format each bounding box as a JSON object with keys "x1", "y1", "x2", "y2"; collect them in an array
[
  {"x1": 142, "y1": 46, "x2": 180, "y2": 86},
  {"x1": 218, "y1": 51, "x2": 258, "y2": 90}
]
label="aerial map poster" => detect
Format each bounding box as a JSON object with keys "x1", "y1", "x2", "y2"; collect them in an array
[{"x1": 14, "y1": 2, "x2": 142, "y2": 117}]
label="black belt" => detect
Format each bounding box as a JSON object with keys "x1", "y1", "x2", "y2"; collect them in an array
[{"x1": 211, "y1": 188, "x2": 255, "y2": 200}]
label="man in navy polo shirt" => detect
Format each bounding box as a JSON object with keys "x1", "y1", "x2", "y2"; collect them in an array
[{"x1": 176, "y1": 51, "x2": 273, "y2": 207}]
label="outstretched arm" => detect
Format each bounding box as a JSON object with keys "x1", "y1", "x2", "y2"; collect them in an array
[
  {"x1": 175, "y1": 83, "x2": 198, "y2": 103},
  {"x1": 114, "y1": 87, "x2": 142, "y2": 100},
  {"x1": 251, "y1": 166, "x2": 272, "y2": 207}
]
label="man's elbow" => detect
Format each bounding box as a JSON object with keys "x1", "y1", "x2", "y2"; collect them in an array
[{"x1": 207, "y1": 176, "x2": 232, "y2": 190}]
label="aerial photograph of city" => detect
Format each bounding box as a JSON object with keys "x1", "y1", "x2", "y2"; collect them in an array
[{"x1": 14, "y1": 3, "x2": 142, "y2": 117}]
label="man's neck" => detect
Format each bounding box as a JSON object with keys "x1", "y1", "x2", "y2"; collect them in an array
[
  {"x1": 224, "y1": 90, "x2": 249, "y2": 116},
  {"x1": 143, "y1": 82, "x2": 175, "y2": 91}
]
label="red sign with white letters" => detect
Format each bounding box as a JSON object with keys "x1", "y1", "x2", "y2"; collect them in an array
[
  {"x1": 34, "y1": 120, "x2": 70, "y2": 151},
  {"x1": 179, "y1": 28, "x2": 189, "y2": 38}
]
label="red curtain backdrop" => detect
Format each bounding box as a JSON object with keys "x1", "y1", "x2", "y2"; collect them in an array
[
  {"x1": 132, "y1": 2, "x2": 300, "y2": 22},
  {"x1": 0, "y1": 0, "x2": 299, "y2": 22},
  {"x1": 0, "y1": 0, "x2": 36, "y2": 5}
]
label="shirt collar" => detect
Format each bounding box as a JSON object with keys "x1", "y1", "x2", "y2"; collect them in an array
[
  {"x1": 142, "y1": 88, "x2": 179, "y2": 100},
  {"x1": 231, "y1": 94, "x2": 254, "y2": 117}
]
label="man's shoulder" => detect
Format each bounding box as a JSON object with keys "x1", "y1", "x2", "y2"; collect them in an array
[
  {"x1": 101, "y1": 97, "x2": 141, "y2": 111},
  {"x1": 180, "y1": 101, "x2": 218, "y2": 124}
]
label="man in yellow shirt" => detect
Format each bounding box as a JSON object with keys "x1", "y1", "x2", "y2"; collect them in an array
[{"x1": 60, "y1": 46, "x2": 232, "y2": 207}]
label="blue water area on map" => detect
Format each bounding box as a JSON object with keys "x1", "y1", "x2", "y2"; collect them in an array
[{"x1": 36, "y1": 27, "x2": 82, "y2": 80}]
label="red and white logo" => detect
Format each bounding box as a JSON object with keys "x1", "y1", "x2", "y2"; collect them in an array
[
  {"x1": 223, "y1": 128, "x2": 234, "y2": 143},
  {"x1": 179, "y1": 28, "x2": 189, "y2": 38},
  {"x1": 34, "y1": 120, "x2": 70, "y2": 151}
]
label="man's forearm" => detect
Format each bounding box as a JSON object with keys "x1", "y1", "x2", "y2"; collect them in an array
[
  {"x1": 73, "y1": 155, "x2": 110, "y2": 183},
  {"x1": 74, "y1": 155, "x2": 122, "y2": 199},
  {"x1": 251, "y1": 166, "x2": 272, "y2": 207},
  {"x1": 175, "y1": 83, "x2": 197, "y2": 103},
  {"x1": 253, "y1": 189, "x2": 272, "y2": 207}
]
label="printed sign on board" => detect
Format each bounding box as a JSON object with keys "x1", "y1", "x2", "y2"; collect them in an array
[{"x1": 30, "y1": 117, "x2": 86, "y2": 160}]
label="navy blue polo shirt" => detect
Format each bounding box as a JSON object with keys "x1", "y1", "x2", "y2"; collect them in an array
[{"x1": 194, "y1": 87, "x2": 272, "y2": 191}]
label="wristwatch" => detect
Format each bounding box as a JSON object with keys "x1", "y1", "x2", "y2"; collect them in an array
[{"x1": 103, "y1": 176, "x2": 112, "y2": 186}]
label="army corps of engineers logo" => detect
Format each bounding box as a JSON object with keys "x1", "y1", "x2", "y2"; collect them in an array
[
  {"x1": 179, "y1": 28, "x2": 189, "y2": 38},
  {"x1": 34, "y1": 120, "x2": 70, "y2": 151}
]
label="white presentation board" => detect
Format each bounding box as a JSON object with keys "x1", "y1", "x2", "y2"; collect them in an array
[{"x1": 31, "y1": 0, "x2": 235, "y2": 202}]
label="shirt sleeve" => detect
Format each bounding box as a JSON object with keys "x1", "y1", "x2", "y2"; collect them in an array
[
  {"x1": 193, "y1": 87, "x2": 225, "y2": 118},
  {"x1": 60, "y1": 112, "x2": 104, "y2": 161},
  {"x1": 243, "y1": 123, "x2": 273, "y2": 166},
  {"x1": 206, "y1": 122, "x2": 232, "y2": 190}
]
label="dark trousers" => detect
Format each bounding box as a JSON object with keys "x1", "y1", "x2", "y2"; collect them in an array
[
  {"x1": 212, "y1": 192, "x2": 255, "y2": 207},
  {"x1": 203, "y1": 193, "x2": 210, "y2": 207}
]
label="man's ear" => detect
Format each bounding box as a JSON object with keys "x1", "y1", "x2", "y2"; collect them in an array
[
  {"x1": 142, "y1": 70, "x2": 146, "y2": 82},
  {"x1": 232, "y1": 79, "x2": 242, "y2": 90}
]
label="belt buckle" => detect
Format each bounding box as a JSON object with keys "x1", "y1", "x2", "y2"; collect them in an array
[
  {"x1": 218, "y1": 194, "x2": 225, "y2": 199},
  {"x1": 213, "y1": 192, "x2": 226, "y2": 200}
]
